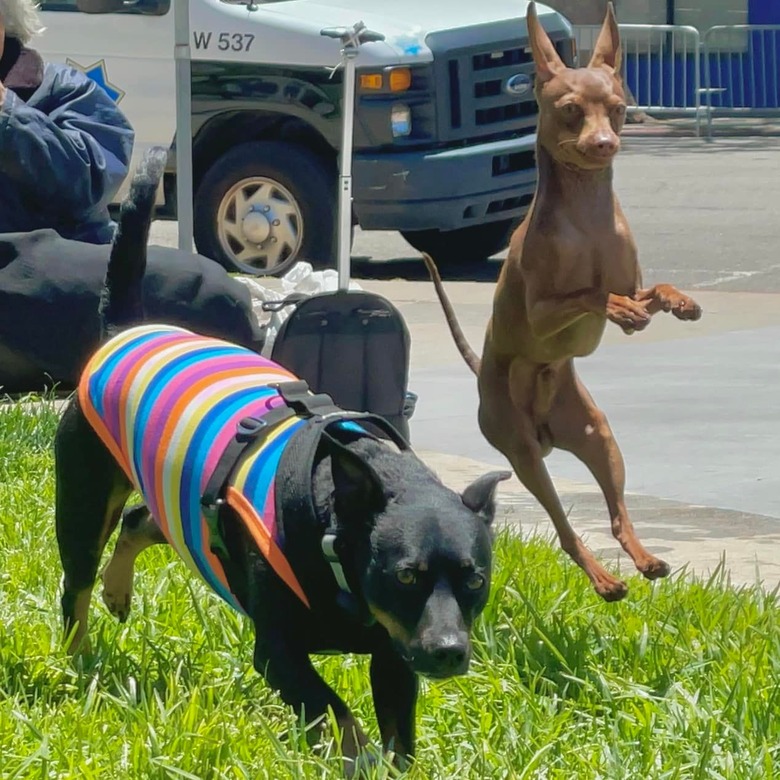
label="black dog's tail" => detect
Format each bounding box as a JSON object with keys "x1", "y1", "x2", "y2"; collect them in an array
[{"x1": 99, "y1": 147, "x2": 168, "y2": 338}]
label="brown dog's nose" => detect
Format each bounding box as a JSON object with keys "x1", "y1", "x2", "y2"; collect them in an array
[{"x1": 590, "y1": 133, "x2": 620, "y2": 158}]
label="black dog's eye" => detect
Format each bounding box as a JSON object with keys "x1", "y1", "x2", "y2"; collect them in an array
[
  {"x1": 465, "y1": 572, "x2": 486, "y2": 591},
  {"x1": 396, "y1": 568, "x2": 417, "y2": 586}
]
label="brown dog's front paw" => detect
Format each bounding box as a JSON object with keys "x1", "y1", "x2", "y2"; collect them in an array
[
  {"x1": 640, "y1": 285, "x2": 702, "y2": 321},
  {"x1": 639, "y1": 557, "x2": 671, "y2": 580},
  {"x1": 594, "y1": 575, "x2": 629, "y2": 602},
  {"x1": 672, "y1": 296, "x2": 702, "y2": 321},
  {"x1": 606, "y1": 294, "x2": 652, "y2": 333}
]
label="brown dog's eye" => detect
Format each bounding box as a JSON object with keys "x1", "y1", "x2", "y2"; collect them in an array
[
  {"x1": 613, "y1": 103, "x2": 627, "y2": 117},
  {"x1": 465, "y1": 573, "x2": 486, "y2": 591},
  {"x1": 396, "y1": 568, "x2": 417, "y2": 586},
  {"x1": 561, "y1": 102, "x2": 582, "y2": 119}
]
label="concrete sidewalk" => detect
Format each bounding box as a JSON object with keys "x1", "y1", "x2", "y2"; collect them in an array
[{"x1": 418, "y1": 448, "x2": 780, "y2": 594}]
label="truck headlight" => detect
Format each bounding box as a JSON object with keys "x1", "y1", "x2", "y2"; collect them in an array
[{"x1": 391, "y1": 103, "x2": 412, "y2": 137}]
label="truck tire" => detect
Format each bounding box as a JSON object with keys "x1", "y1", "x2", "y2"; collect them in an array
[
  {"x1": 402, "y1": 220, "x2": 516, "y2": 264},
  {"x1": 194, "y1": 141, "x2": 336, "y2": 276}
]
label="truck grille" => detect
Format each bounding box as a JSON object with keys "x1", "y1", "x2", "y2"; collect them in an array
[
  {"x1": 428, "y1": 25, "x2": 572, "y2": 145},
  {"x1": 435, "y1": 40, "x2": 537, "y2": 143}
]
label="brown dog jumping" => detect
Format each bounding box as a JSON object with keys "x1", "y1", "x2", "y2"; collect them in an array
[{"x1": 423, "y1": 2, "x2": 702, "y2": 601}]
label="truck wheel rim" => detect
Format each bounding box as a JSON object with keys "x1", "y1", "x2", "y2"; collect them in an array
[{"x1": 216, "y1": 177, "x2": 303, "y2": 273}]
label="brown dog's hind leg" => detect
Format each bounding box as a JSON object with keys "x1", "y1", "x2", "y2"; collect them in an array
[
  {"x1": 102, "y1": 504, "x2": 166, "y2": 623},
  {"x1": 481, "y1": 364, "x2": 629, "y2": 601},
  {"x1": 549, "y1": 363, "x2": 670, "y2": 580},
  {"x1": 506, "y1": 436, "x2": 629, "y2": 601}
]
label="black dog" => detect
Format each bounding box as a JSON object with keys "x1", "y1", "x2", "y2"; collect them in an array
[{"x1": 54, "y1": 148, "x2": 510, "y2": 771}]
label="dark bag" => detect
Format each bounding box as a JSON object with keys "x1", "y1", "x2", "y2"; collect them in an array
[
  {"x1": 0, "y1": 229, "x2": 264, "y2": 394},
  {"x1": 268, "y1": 290, "x2": 413, "y2": 440}
]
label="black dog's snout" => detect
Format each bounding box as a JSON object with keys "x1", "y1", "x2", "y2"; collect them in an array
[
  {"x1": 433, "y1": 642, "x2": 466, "y2": 667},
  {"x1": 428, "y1": 636, "x2": 470, "y2": 675}
]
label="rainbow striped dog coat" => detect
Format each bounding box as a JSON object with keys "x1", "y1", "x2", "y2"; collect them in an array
[{"x1": 78, "y1": 324, "x2": 313, "y2": 612}]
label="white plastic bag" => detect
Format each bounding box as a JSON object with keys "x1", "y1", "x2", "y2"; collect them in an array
[{"x1": 234, "y1": 262, "x2": 362, "y2": 356}]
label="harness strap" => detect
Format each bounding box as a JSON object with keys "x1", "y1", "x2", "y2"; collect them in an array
[
  {"x1": 200, "y1": 403, "x2": 300, "y2": 557},
  {"x1": 199, "y1": 381, "x2": 320, "y2": 557},
  {"x1": 201, "y1": 406, "x2": 299, "y2": 508}
]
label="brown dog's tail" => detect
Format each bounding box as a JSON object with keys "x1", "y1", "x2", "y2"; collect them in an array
[
  {"x1": 420, "y1": 253, "x2": 481, "y2": 375},
  {"x1": 99, "y1": 146, "x2": 168, "y2": 338}
]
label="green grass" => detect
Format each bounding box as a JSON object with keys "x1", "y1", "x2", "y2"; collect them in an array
[{"x1": 0, "y1": 397, "x2": 778, "y2": 779}]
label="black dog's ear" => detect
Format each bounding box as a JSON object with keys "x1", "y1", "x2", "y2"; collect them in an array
[
  {"x1": 330, "y1": 441, "x2": 387, "y2": 521},
  {"x1": 461, "y1": 471, "x2": 512, "y2": 526}
]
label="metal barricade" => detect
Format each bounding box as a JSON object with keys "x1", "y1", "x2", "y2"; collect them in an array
[
  {"x1": 702, "y1": 25, "x2": 780, "y2": 137},
  {"x1": 574, "y1": 24, "x2": 702, "y2": 135}
]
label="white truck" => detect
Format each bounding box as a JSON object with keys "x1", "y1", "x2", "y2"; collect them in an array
[{"x1": 37, "y1": 0, "x2": 574, "y2": 273}]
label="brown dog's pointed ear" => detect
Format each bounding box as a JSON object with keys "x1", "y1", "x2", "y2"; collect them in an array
[
  {"x1": 461, "y1": 471, "x2": 512, "y2": 526},
  {"x1": 588, "y1": 2, "x2": 622, "y2": 74},
  {"x1": 527, "y1": 1, "x2": 566, "y2": 84}
]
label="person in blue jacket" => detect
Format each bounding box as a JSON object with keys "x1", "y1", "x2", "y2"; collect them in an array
[{"x1": 0, "y1": 0, "x2": 134, "y2": 243}]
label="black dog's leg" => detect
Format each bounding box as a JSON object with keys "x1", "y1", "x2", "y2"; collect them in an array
[
  {"x1": 55, "y1": 402, "x2": 132, "y2": 653},
  {"x1": 102, "y1": 504, "x2": 166, "y2": 622},
  {"x1": 254, "y1": 628, "x2": 370, "y2": 769},
  {"x1": 370, "y1": 644, "x2": 418, "y2": 765}
]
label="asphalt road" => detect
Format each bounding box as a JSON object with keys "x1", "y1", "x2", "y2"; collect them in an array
[
  {"x1": 149, "y1": 136, "x2": 780, "y2": 531},
  {"x1": 154, "y1": 137, "x2": 780, "y2": 291},
  {"x1": 351, "y1": 136, "x2": 780, "y2": 293}
]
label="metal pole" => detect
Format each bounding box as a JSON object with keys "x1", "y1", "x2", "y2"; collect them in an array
[
  {"x1": 321, "y1": 23, "x2": 385, "y2": 291},
  {"x1": 693, "y1": 33, "x2": 701, "y2": 137},
  {"x1": 337, "y1": 46, "x2": 358, "y2": 291},
  {"x1": 174, "y1": 0, "x2": 194, "y2": 252}
]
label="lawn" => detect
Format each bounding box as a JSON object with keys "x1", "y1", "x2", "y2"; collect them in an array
[{"x1": 0, "y1": 397, "x2": 778, "y2": 779}]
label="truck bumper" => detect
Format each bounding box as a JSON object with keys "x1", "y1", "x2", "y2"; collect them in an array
[{"x1": 352, "y1": 135, "x2": 537, "y2": 232}]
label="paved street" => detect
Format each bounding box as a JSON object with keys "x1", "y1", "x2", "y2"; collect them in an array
[{"x1": 150, "y1": 137, "x2": 780, "y2": 591}]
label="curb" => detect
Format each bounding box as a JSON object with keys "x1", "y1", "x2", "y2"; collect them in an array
[{"x1": 416, "y1": 449, "x2": 780, "y2": 591}]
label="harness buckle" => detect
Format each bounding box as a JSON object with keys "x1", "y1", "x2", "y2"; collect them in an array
[
  {"x1": 321, "y1": 531, "x2": 352, "y2": 594},
  {"x1": 322, "y1": 533, "x2": 376, "y2": 626},
  {"x1": 270, "y1": 380, "x2": 339, "y2": 418},
  {"x1": 236, "y1": 416, "x2": 267, "y2": 443}
]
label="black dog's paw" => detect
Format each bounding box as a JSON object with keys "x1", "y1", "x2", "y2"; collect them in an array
[
  {"x1": 101, "y1": 557, "x2": 134, "y2": 622},
  {"x1": 344, "y1": 745, "x2": 385, "y2": 779}
]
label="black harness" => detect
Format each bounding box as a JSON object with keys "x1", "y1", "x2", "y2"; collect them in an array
[{"x1": 200, "y1": 380, "x2": 410, "y2": 620}]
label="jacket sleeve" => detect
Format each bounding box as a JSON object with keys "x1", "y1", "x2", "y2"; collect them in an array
[{"x1": 0, "y1": 64, "x2": 135, "y2": 213}]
